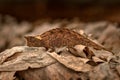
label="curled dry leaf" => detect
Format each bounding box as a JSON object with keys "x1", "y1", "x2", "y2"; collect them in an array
[
  {"x1": 48, "y1": 51, "x2": 92, "y2": 72},
  {"x1": 83, "y1": 47, "x2": 95, "y2": 59},
  {"x1": 0, "y1": 46, "x2": 58, "y2": 80},
  {"x1": 0, "y1": 72, "x2": 16, "y2": 80},
  {"x1": 116, "y1": 65, "x2": 120, "y2": 75},
  {"x1": 89, "y1": 62, "x2": 120, "y2": 80},
  {"x1": 69, "y1": 44, "x2": 112, "y2": 63},
  {"x1": 69, "y1": 45, "x2": 87, "y2": 57},
  {"x1": 0, "y1": 46, "x2": 92, "y2": 80},
  {"x1": 0, "y1": 46, "x2": 56, "y2": 71},
  {"x1": 16, "y1": 63, "x2": 82, "y2": 80},
  {"x1": 88, "y1": 47, "x2": 114, "y2": 62},
  {"x1": 92, "y1": 56, "x2": 105, "y2": 63},
  {"x1": 0, "y1": 46, "x2": 28, "y2": 64}
]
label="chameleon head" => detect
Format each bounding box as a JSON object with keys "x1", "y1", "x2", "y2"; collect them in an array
[{"x1": 24, "y1": 35, "x2": 43, "y2": 47}]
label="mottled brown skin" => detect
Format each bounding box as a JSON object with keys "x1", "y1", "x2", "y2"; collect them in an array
[{"x1": 25, "y1": 28, "x2": 106, "y2": 50}]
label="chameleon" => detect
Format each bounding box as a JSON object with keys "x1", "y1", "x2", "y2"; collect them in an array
[{"x1": 24, "y1": 28, "x2": 107, "y2": 52}]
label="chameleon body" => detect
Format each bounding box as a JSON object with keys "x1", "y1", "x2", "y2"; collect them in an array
[{"x1": 25, "y1": 28, "x2": 106, "y2": 51}]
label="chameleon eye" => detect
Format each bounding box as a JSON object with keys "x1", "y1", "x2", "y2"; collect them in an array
[{"x1": 35, "y1": 36, "x2": 42, "y2": 40}]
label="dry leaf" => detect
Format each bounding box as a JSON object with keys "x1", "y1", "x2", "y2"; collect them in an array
[
  {"x1": 69, "y1": 45, "x2": 87, "y2": 57},
  {"x1": 116, "y1": 65, "x2": 120, "y2": 75},
  {"x1": 0, "y1": 72, "x2": 15, "y2": 80},
  {"x1": 89, "y1": 62, "x2": 119, "y2": 80},
  {"x1": 16, "y1": 63, "x2": 82, "y2": 80},
  {"x1": 92, "y1": 56, "x2": 105, "y2": 63},
  {"x1": 89, "y1": 47, "x2": 114, "y2": 62},
  {"x1": 48, "y1": 51, "x2": 92, "y2": 72},
  {"x1": 0, "y1": 46, "x2": 56, "y2": 71}
]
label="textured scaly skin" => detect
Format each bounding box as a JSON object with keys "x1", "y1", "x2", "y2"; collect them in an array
[{"x1": 25, "y1": 28, "x2": 106, "y2": 51}]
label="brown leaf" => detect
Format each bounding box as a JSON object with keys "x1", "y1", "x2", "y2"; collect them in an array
[
  {"x1": 0, "y1": 46, "x2": 56, "y2": 71},
  {"x1": 116, "y1": 65, "x2": 120, "y2": 76},
  {"x1": 17, "y1": 63, "x2": 81, "y2": 80},
  {"x1": 0, "y1": 72, "x2": 16, "y2": 80},
  {"x1": 89, "y1": 47, "x2": 114, "y2": 62},
  {"x1": 92, "y1": 56, "x2": 105, "y2": 63},
  {"x1": 69, "y1": 45, "x2": 87, "y2": 57},
  {"x1": 89, "y1": 62, "x2": 120, "y2": 80},
  {"x1": 83, "y1": 47, "x2": 95, "y2": 59},
  {"x1": 48, "y1": 51, "x2": 92, "y2": 72}
]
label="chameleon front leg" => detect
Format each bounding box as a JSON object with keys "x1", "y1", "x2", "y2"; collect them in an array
[{"x1": 47, "y1": 46, "x2": 68, "y2": 55}]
